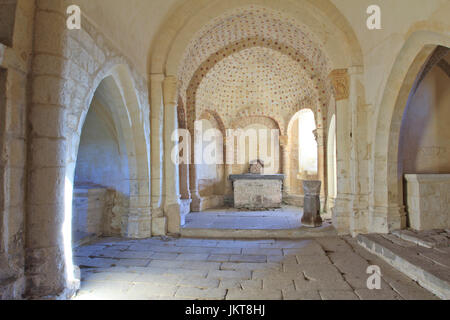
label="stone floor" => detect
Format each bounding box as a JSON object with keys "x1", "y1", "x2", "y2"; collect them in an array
[
  {"x1": 73, "y1": 236, "x2": 439, "y2": 300},
  {"x1": 184, "y1": 206, "x2": 323, "y2": 230},
  {"x1": 358, "y1": 229, "x2": 450, "y2": 299}
]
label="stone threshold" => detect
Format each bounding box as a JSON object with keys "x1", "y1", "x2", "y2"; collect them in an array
[
  {"x1": 357, "y1": 233, "x2": 450, "y2": 300},
  {"x1": 181, "y1": 222, "x2": 337, "y2": 239}
]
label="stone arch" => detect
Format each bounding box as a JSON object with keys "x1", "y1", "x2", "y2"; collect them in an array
[
  {"x1": 67, "y1": 63, "x2": 151, "y2": 239},
  {"x1": 285, "y1": 109, "x2": 323, "y2": 201},
  {"x1": 371, "y1": 30, "x2": 450, "y2": 233},
  {"x1": 149, "y1": 0, "x2": 362, "y2": 76},
  {"x1": 186, "y1": 39, "x2": 331, "y2": 138}
]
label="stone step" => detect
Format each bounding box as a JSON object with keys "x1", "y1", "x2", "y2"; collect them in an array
[
  {"x1": 392, "y1": 229, "x2": 450, "y2": 248},
  {"x1": 357, "y1": 234, "x2": 450, "y2": 300},
  {"x1": 181, "y1": 222, "x2": 337, "y2": 239}
]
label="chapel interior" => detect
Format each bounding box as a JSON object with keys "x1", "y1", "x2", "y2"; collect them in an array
[{"x1": 0, "y1": 0, "x2": 449, "y2": 300}]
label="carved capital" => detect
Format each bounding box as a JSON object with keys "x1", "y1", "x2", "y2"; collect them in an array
[
  {"x1": 328, "y1": 69, "x2": 349, "y2": 101},
  {"x1": 279, "y1": 135, "x2": 288, "y2": 147}
]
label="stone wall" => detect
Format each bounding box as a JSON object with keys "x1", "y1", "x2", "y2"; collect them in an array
[
  {"x1": 233, "y1": 179, "x2": 283, "y2": 209},
  {"x1": 25, "y1": 0, "x2": 151, "y2": 298},
  {"x1": 0, "y1": 0, "x2": 34, "y2": 300}
]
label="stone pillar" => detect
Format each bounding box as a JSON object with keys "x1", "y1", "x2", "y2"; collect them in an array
[
  {"x1": 150, "y1": 74, "x2": 166, "y2": 235},
  {"x1": 190, "y1": 122, "x2": 202, "y2": 212},
  {"x1": 313, "y1": 128, "x2": 326, "y2": 204},
  {"x1": 280, "y1": 135, "x2": 290, "y2": 196},
  {"x1": 163, "y1": 76, "x2": 181, "y2": 233},
  {"x1": 329, "y1": 69, "x2": 352, "y2": 234},
  {"x1": 301, "y1": 180, "x2": 323, "y2": 227},
  {"x1": 348, "y1": 66, "x2": 370, "y2": 234},
  {"x1": 25, "y1": 1, "x2": 78, "y2": 298}
]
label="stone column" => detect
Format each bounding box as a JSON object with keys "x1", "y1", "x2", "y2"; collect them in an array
[
  {"x1": 163, "y1": 76, "x2": 181, "y2": 233},
  {"x1": 280, "y1": 135, "x2": 290, "y2": 196},
  {"x1": 301, "y1": 180, "x2": 323, "y2": 227},
  {"x1": 190, "y1": 122, "x2": 203, "y2": 212},
  {"x1": 313, "y1": 128, "x2": 326, "y2": 207},
  {"x1": 25, "y1": 1, "x2": 78, "y2": 298},
  {"x1": 150, "y1": 74, "x2": 166, "y2": 235},
  {"x1": 329, "y1": 69, "x2": 352, "y2": 234}
]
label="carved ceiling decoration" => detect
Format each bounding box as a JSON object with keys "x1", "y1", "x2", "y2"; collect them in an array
[
  {"x1": 195, "y1": 46, "x2": 318, "y2": 129},
  {"x1": 179, "y1": 5, "x2": 334, "y2": 134}
]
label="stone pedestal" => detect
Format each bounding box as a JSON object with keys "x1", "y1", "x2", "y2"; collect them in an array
[{"x1": 301, "y1": 180, "x2": 323, "y2": 227}]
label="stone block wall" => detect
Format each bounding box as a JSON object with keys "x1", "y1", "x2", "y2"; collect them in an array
[
  {"x1": 405, "y1": 174, "x2": 450, "y2": 231},
  {"x1": 0, "y1": 0, "x2": 34, "y2": 300}
]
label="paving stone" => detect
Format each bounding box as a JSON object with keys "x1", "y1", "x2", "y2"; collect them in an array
[
  {"x1": 226, "y1": 288, "x2": 282, "y2": 300},
  {"x1": 178, "y1": 277, "x2": 220, "y2": 289},
  {"x1": 294, "y1": 254, "x2": 331, "y2": 265},
  {"x1": 147, "y1": 259, "x2": 184, "y2": 269},
  {"x1": 208, "y1": 269, "x2": 252, "y2": 280},
  {"x1": 301, "y1": 264, "x2": 345, "y2": 282},
  {"x1": 242, "y1": 248, "x2": 283, "y2": 256},
  {"x1": 208, "y1": 254, "x2": 230, "y2": 262},
  {"x1": 75, "y1": 281, "x2": 133, "y2": 300},
  {"x1": 389, "y1": 280, "x2": 439, "y2": 300},
  {"x1": 178, "y1": 261, "x2": 221, "y2": 270},
  {"x1": 282, "y1": 289, "x2": 321, "y2": 300},
  {"x1": 176, "y1": 253, "x2": 211, "y2": 261},
  {"x1": 211, "y1": 247, "x2": 242, "y2": 254},
  {"x1": 74, "y1": 236, "x2": 440, "y2": 300},
  {"x1": 294, "y1": 279, "x2": 352, "y2": 291},
  {"x1": 263, "y1": 278, "x2": 295, "y2": 291},
  {"x1": 355, "y1": 288, "x2": 403, "y2": 300},
  {"x1": 113, "y1": 259, "x2": 150, "y2": 267},
  {"x1": 82, "y1": 270, "x2": 140, "y2": 282},
  {"x1": 315, "y1": 237, "x2": 353, "y2": 253},
  {"x1": 127, "y1": 283, "x2": 178, "y2": 299},
  {"x1": 134, "y1": 273, "x2": 181, "y2": 285},
  {"x1": 319, "y1": 290, "x2": 359, "y2": 300},
  {"x1": 175, "y1": 287, "x2": 227, "y2": 300},
  {"x1": 229, "y1": 255, "x2": 266, "y2": 263},
  {"x1": 221, "y1": 262, "x2": 281, "y2": 271},
  {"x1": 166, "y1": 268, "x2": 208, "y2": 278}
]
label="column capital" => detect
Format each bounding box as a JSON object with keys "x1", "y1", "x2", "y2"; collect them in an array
[
  {"x1": 279, "y1": 135, "x2": 288, "y2": 148},
  {"x1": 163, "y1": 75, "x2": 178, "y2": 106},
  {"x1": 328, "y1": 69, "x2": 349, "y2": 101}
]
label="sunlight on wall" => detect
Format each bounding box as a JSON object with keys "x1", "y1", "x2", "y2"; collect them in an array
[{"x1": 298, "y1": 109, "x2": 317, "y2": 175}]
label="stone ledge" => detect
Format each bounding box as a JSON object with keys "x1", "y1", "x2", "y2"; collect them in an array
[
  {"x1": 181, "y1": 223, "x2": 337, "y2": 239},
  {"x1": 229, "y1": 174, "x2": 285, "y2": 181},
  {"x1": 404, "y1": 174, "x2": 450, "y2": 183},
  {"x1": 357, "y1": 234, "x2": 450, "y2": 299}
]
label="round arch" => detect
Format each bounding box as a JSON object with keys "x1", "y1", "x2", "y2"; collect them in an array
[
  {"x1": 148, "y1": 0, "x2": 362, "y2": 76},
  {"x1": 370, "y1": 30, "x2": 450, "y2": 233}
]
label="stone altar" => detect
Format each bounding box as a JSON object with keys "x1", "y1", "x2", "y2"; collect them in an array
[
  {"x1": 301, "y1": 180, "x2": 323, "y2": 227},
  {"x1": 229, "y1": 174, "x2": 284, "y2": 209}
]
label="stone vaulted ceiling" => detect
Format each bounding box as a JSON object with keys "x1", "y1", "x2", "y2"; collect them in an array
[
  {"x1": 178, "y1": 5, "x2": 333, "y2": 130},
  {"x1": 195, "y1": 46, "x2": 318, "y2": 127}
]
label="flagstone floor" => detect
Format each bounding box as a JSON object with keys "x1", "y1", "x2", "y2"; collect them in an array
[{"x1": 73, "y1": 236, "x2": 439, "y2": 300}]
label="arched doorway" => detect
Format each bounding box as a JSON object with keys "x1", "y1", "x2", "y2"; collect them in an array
[
  {"x1": 72, "y1": 76, "x2": 131, "y2": 246},
  {"x1": 398, "y1": 46, "x2": 450, "y2": 230},
  {"x1": 286, "y1": 109, "x2": 320, "y2": 206},
  {"x1": 371, "y1": 33, "x2": 450, "y2": 233}
]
